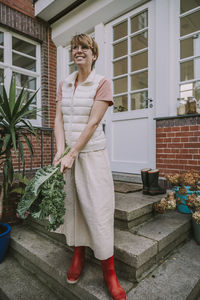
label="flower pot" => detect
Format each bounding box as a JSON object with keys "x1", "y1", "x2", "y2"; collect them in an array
[
  {"x1": 0, "y1": 223, "x2": 11, "y2": 263},
  {"x1": 173, "y1": 186, "x2": 200, "y2": 214},
  {"x1": 192, "y1": 218, "x2": 200, "y2": 245}
]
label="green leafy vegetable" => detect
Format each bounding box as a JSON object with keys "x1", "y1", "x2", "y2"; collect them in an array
[{"x1": 17, "y1": 147, "x2": 70, "y2": 230}]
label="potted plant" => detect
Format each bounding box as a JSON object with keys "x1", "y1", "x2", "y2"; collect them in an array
[
  {"x1": 165, "y1": 170, "x2": 200, "y2": 214},
  {"x1": 0, "y1": 75, "x2": 38, "y2": 262}
]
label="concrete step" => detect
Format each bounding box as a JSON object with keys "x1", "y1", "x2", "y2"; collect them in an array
[
  {"x1": 9, "y1": 225, "x2": 133, "y2": 300},
  {"x1": 114, "y1": 191, "x2": 162, "y2": 229},
  {"x1": 17, "y1": 209, "x2": 191, "y2": 282},
  {"x1": 128, "y1": 239, "x2": 200, "y2": 300},
  {"x1": 0, "y1": 254, "x2": 60, "y2": 300}
]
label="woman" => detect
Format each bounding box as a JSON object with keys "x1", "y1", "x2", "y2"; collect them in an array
[{"x1": 53, "y1": 33, "x2": 126, "y2": 300}]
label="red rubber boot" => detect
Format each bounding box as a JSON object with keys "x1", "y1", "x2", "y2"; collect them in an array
[
  {"x1": 67, "y1": 246, "x2": 85, "y2": 284},
  {"x1": 101, "y1": 256, "x2": 127, "y2": 300}
]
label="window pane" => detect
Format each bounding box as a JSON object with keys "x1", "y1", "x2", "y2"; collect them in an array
[
  {"x1": 0, "y1": 32, "x2": 3, "y2": 46},
  {"x1": 180, "y1": 60, "x2": 194, "y2": 81},
  {"x1": 12, "y1": 37, "x2": 36, "y2": 57},
  {"x1": 113, "y1": 76, "x2": 127, "y2": 94},
  {"x1": 113, "y1": 39, "x2": 127, "y2": 59},
  {"x1": 0, "y1": 48, "x2": 3, "y2": 62},
  {"x1": 69, "y1": 50, "x2": 73, "y2": 62},
  {"x1": 13, "y1": 53, "x2": 36, "y2": 71},
  {"x1": 69, "y1": 64, "x2": 77, "y2": 73},
  {"x1": 113, "y1": 58, "x2": 127, "y2": 76},
  {"x1": 180, "y1": 0, "x2": 200, "y2": 14},
  {"x1": 180, "y1": 37, "x2": 194, "y2": 59},
  {"x1": 14, "y1": 73, "x2": 36, "y2": 90},
  {"x1": 0, "y1": 69, "x2": 4, "y2": 82},
  {"x1": 131, "y1": 10, "x2": 148, "y2": 33},
  {"x1": 131, "y1": 71, "x2": 148, "y2": 90},
  {"x1": 131, "y1": 31, "x2": 148, "y2": 52},
  {"x1": 180, "y1": 10, "x2": 200, "y2": 36},
  {"x1": 131, "y1": 91, "x2": 148, "y2": 110},
  {"x1": 131, "y1": 51, "x2": 148, "y2": 72},
  {"x1": 113, "y1": 95, "x2": 128, "y2": 112},
  {"x1": 180, "y1": 81, "x2": 200, "y2": 101},
  {"x1": 113, "y1": 21, "x2": 127, "y2": 41}
]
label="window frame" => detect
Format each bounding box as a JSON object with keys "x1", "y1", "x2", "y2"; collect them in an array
[{"x1": 0, "y1": 27, "x2": 41, "y2": 126}]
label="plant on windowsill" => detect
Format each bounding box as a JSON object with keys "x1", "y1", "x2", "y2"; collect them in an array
[
  {"x1": 165, "y1": 170, "x2": 200, "y2": 214},
  {"x1": 0, "y1": 75, "x2": 38, "y2": 262}
]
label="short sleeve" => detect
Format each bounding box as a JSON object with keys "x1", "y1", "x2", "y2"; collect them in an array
[
  {"x1": 56, "y1": 81, "x2": 63, "y2": 102},
  {"x1": 94, "y1": 78, "x2": 113, "y2": 106}
]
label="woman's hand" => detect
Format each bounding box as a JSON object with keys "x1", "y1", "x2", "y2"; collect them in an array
[
  {"x1": 53, "y1": 151, "x2": 63, "y2": 167},
  {"x1": 60, "y1": 149, "x2": 78, "y2": 173}
]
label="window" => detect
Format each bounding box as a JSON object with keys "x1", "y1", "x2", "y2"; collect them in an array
[
  {"x1": 112, "y1": 10, "x2": 149, "y2": 113},
  {"x1": 0, "y1": 28, "x2": 41, "y2": 125},
  {"x1": 179, "y1": 0, "x2": 200, "y2": 103}
]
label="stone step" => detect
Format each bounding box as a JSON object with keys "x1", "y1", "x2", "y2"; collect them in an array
[
  {"x1": 9, "y1": 225, "x2": 133, "y2": 300},
  {"x1": 18, "y1": 209, "x2": 191, "y2": 282},
  {"x1": 0, "y1": 254, "x2": 60, "y2": 300},
  {"x1": 128, "y1": 239, "x2": 200, "y2": 300},
  {"x1": 114, "y1": 191, "x2": 162, "y2": 229}
]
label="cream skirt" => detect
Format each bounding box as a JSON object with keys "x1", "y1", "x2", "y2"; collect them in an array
[{"x1": 54, "y1": 149, "x2": 115, "y2": 260}]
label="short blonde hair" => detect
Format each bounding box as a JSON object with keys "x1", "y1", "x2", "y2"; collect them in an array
[{"x1": 71, "y1": 34, "x2": 99, "y2": 69}]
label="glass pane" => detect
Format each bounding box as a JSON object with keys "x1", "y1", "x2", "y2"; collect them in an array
[
  {"x1": 113, "y1": 95, "x2": 128, "y2": 112},
  {"x1": 113, "y1": 58, "x2": 127, "y2": 76},
  {"x1": 113, "y1": 21, "x2": 128, "y2": 41},
  {"x1": 113, "y1": 39, "x2": 127, "y2": 59},
  {"x1": 69, "y1": 64, "x2": 77, "y2": 73},
  {"x1": 13, "y1": 53, "x2": 36, "y2": 71},
  {"x1": 131, "y1": 91, "x2": 148, "y2": 110},
  {"x1": 69, "y1": 50, "x2": 73, "y2": 62},
  {"x1": 113, "y1": 76, "x2": 127, "y2": 94},
  {"x1": 0, "y1": 32, "x2": 3, "y2": 46},
  {"x1": 131, "y1": 51, "x2": 148, "y2": 72},
  {"x1": 180, "y1": 37, "x2": 194, "y2": 59},
  {"x1": 180, "y1": 60, "x2": 194, "y2": 81},
  {"x1": 131, "y1": 71, "x2": 148, "y2": 90},
  {"x1": 131, "y1": 10, "x2": 148, "y2": 33},
  {"x1": 16, "y1": 89, "x2": 37, "y2": 105},
  {"x1": 180, "y1": 0, "x2": 200, "y2": 14},
  {"x1": 12, "y1": 37, "x2": 36, "y2": 57},
  {"x1": 180, "y1": 81, "x2": 200, "y2": 101},
  {"x1": 0, "y1": 69, "x2": 4, "y2": 83},
  {"x1": 0, "y1": 48, "x2": 3, "y2": 62},
  {"x1": 180, "y1": 10, "x2": 200, "y2": 36},
  {"x1": 131, "y1": 31, "x2": 148, "y2": 52},
  {"x1": 14, "y1": 73, "x2": 36, "y2": 90}
]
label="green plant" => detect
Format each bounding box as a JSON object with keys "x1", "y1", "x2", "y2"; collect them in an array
[{"x1": 0, "y1": 75, "x2": 39, "y2": 218}]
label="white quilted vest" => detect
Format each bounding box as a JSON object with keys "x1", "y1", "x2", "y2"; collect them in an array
[{"x1": 61, "y1": 70, "x2": 107, "y2": 152}]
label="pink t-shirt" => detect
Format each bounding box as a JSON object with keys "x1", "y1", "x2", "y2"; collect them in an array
[{"x1": 56, "y1": 78, "x2": 113, "y2": 106}]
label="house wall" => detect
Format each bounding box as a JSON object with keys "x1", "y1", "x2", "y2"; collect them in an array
[{"x1": 156, "y1": 116, "x2": 200, "y2": 177}]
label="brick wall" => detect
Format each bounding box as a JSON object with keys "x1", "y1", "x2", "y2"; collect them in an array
[
  {"x1": 156, "y1": 116, "x2": 200, "y2": 177},
  {"x1": 0, "y1": 0, "x2": 34, "y2": 18}
]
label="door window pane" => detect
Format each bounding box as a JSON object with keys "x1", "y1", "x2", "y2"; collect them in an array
[
  {"x1": 180, "y1": 10, "x2": 200, "y2": 36},
  {"x1": 0, "y1": 48, "x2": 3, "y2": 62},
  {"x1": 131, "y1": 11, "x2": 148, "y2": 33},
  {"x1": 131, "y1": 71, "x2": 148, "y2": 90},
  {"x1": 131, "y1": 31, "x2": 148, "y2": 52},
  {"x1": 0, "y1": 32, "x2": 3, "y2": 46},
  {"x1": 113, "y1": 40, "x2": 127, "y2": 59},
  {"x1": 113, "y1": 95, "x2": 128, "y2": 112},
  {"x1": 131, "y1": 91, "x2": 148, "y2": 110},
  {"x1": 69, "y1": 64, "x2": 77, "y2": 73},
  {"x1": 0, "y1": 69, "x2": 4, "y2": 82},
  {"x1": 14, "y1": 72, "x2": 36, "y2": 90},
  {"x1": 180, "y1": 38, "x2": 194, "y2": 59},
  {"x1": 180, "y1": 0, "x2": 200, "y2": 14},
  {"x1": 113, "y1": 58, "x2": 127, "y2": 76},
  {"x1": 131, "y1": 51, "x2": 148, "y2": 72},
  {"x1": 13, "y1": 53, "x2": 36, "y2": 71},
  {"x1": 113, "y1": 21, "x2": 128, "y2": 41},
  {"x1": 12, "y1": 37, "x2": 36, "y2": 57},
  {"x1": 180, "y1": 81, "x2": 200, "y2": 101},
  {"x1": 180, "y1": 60, "x2": 194, "y2": 81},
  {"x1": 113, "y1": 76, "x2": 127, "y2": 94}
]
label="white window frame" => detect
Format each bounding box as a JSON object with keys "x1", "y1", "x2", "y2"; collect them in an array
[{"x1": 0, "y1": 27, "x2": 41, "y2": 126}]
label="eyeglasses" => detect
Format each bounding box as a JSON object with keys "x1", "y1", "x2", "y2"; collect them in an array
[{"x1": 71, "y1": 45, "x2": 92, "y2": 52}]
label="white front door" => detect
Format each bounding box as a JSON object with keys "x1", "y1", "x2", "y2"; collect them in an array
[{"x1": 105, "y1": 2, "x2": 155, "y2": 174}]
